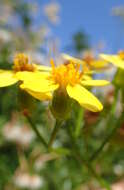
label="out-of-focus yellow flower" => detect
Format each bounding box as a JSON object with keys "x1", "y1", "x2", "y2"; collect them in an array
[
  {"x1": 82, "y1": 51, "x2": 108, "y2": 71},
  {"x1": 100, "y1": 51, "x2": 124, "y2": 69},
  {"x1": 0, "y1": 53, "x2": 51, "y2": 100},
  {"x1": 17, "y1": 58, "x2": 109, "y2": 118},
  {"x1": 62, "y1": 51, "x2": 108, "y2": 73}
]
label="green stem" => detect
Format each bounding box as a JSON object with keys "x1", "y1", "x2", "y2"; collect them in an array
[
  {"x1": 75, "y1": 108, "x2": 84, "y2": 138},
  {"x1": 89, "y1": 89, "x2": 120, "y2": 162},
  {"x1": 48, "y1": 120, "x2": 62, "y2": 148},
  {"x1": 26, "y1": 115, "x2": 48, "y2": 148},
  {"x1": 90, "y1": 114, "x2": 123, "y2": 162},
  {"x1": 110, "y1": 88, "x2": 119, "y2": 115},
  {"x1": 76, "y1": 153, "x2": 111, "y2": 190},
  {"x1": 66, "y1": 125, "x2": 111, "y2": 190}
]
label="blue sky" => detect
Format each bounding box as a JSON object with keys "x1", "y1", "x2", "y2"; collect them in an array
[{"x1": 39, "y1": 0, "x2": 124, "y2": 53}]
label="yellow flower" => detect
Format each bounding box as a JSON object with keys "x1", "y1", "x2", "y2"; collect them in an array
[
  {"x1": 0, "y1": 53, "x2": 51, "y2": 100},
  {"x1": 100, "y1": 50, "x2": 124, "y2": 69},
  {"x1": 82, "y1": 51, "x2": 108, "y2": 71},
  {"x1": 17, "y1": 58, "x2": 109, "y2": 117},
  {"x1": 62, "y1": 51, "x2": 108, "y2": 73}
]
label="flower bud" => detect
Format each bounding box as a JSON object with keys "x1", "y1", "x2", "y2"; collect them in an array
[{"x1": 50, "y1": 89, "x2": 72, "y2": 120}]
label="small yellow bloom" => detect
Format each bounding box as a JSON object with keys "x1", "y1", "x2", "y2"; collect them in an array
[
  {"x1": 62, "y1": 51, "x2": 108, "y2": 73},
  {"x1": 82, "y1": 51, "x2": 108, "y2": 71},
  {"x1": 18, "y1": 58, "x2": 110, "y2": 117},
  {"x1": 0, "y1": 53, "x2": 51, "y2": 100},
  {"x1": 100, "y1": 50, "x2": 124, "y2": 69}
]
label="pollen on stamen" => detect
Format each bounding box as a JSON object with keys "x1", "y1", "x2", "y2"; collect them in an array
[
  {"x1": 50, "y1": 61, "x2": 83, "y2": 89},
  {"x1": 50, "y1": 58, "x2": 55, "y2": 70},
  {"x1": 13, "y1": 53, "x2": 36, "y2": 72},
  {"x1": 79, "y1": 71, "x2": 84, "y2": 79}
]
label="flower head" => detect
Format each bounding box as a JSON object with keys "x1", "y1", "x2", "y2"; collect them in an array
[
  {"x1": 13, "y1": 53, "x2": 36, "y2": 72},
  {"x1": 50, "y1": 59, "x2": 83, "y2": 89},
  {"x1": 62, "y1": 52, "x2": 108, "y2": 73},
  {"x1": 18, "y1": 56, "x2": 109, "y2": 118},
  {"x1": 82, "y1": 51, "x2": 108, "y2": 71},
  {"x1": 0, "y1": 53, "x2": 51, "y2": 100}
]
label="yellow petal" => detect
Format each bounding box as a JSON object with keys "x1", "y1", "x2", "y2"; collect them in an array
[
  {"x1": 100, "y1": 54, "x2": 124, "y2": 69},
  {"x1": 62, "y1": 53, "x2": 85, "y2": 65},
  {"x1": 66, "y1": 84, "x2": 103, "y2": 112},
  {"x1": 35, "y1": 64, "x2": 51, "y2": 71},
  {"x1": 20, "y1": 78, "x2": 59, "y2": 93},
  {"x1": 81, "y1": 79, "x2": 110, "y2": 86},
  {"x1": 25, "y1": 89, "x2": 52, "y2": 101},
  {"x1": 91, "y1": 60, "x2": 108, "y2": 69},
  {"x1": 84, "y1": 70, "x2": 94, "y2": 75},
  {"x1": 81, "y1": 75, "x2": 92, "y2": 81},
  {"x1": 16, "y1": 71, "x2": 50, "y2": 82},
  {"x1": 0, "y1": 70, "x2": 18, "y2": 87}
]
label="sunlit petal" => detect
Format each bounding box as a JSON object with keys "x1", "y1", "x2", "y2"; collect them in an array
[
  {"x1": 20, "y1": 78, "x2": 59, "y2": 93},
  {"x1": 81, "y1": 75, "x2": 92, "y2": 80},
  {"x1": 83, "y1": 70, "x2": 94, "y2": 75},
  {"x1": 67, "y1": 84, "x2": 103, "y2": 112},
  {"x1": 91, "y1": 59, "x2": 108, "y2": 69},
  {"x1": 26, "y1": 89, "x2": 52, "y2": 101},
  {"x1": 35, "y1": 64, "x2": 51, "y2": 71},
  {"x1": 62, "y1": 53, "x2": 85, "y2": 65},
  {"x1": 0, "y1": 71, "x2": 18, "y2": 87},
  {"x1": 81, "y1": 79, "x2": 110, "y2": 86},
  {"x1": 100, "y1": 54, "x2": 124, "y2": 69},
  {"x1": 16, "y1": 71, "x2": 50, "y2": 82}
]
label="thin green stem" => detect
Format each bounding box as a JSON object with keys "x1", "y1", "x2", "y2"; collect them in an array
[
  {"x1": 26, "y1": 115, "x2": 48, "y2": 148},
  {"x1": 75, "y1": 108, "x2": 84, "y2": 138},
  {"x1": 110, "y1": 88, "x2": 119, "y2": 115},
  {"x1": 90, "y1": 114, "x2": 123, "y2": 162},
  {"x1": 89, "y1": 89, "x2": 120, "y2": 162},
  {"x1": 66, "y1": 125, "x2": 111, "y2": 190},
  {"x1": 74, "y1": 152, "x2": 111, "y2": 190},
  {"x1": 48, "y1": 120, "x2": 62, "y2": 148}
]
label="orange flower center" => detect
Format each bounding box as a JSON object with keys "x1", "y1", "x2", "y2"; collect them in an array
[
  {"x1": 83, "y1": 55, "x2": 94, "y2": 66},
  {"x1": 13, "y1": 53, "x2": 36, "y2": 72},
  {"x1": 50, "y1": 59, "x2": 83, "y2": 89}
]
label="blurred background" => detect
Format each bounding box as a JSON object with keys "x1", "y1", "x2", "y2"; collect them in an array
[{"x1": 0, "y1": 0, "x2": 124, "y2": 190}]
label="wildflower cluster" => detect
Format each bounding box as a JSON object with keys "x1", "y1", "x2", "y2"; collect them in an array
[{"x1": 0, "y1": 52, "x2": 110, "y2": 119}]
